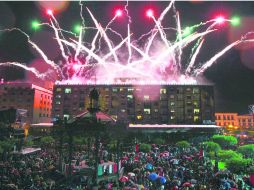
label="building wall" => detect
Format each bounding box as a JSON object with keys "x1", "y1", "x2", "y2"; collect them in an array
[
  {"x1": 52, "y1": 84, "x2": 215, "y2": 124},
  {"x1": 215, "y1": 112, "x2": 254, "y2": 129},
  {"x1": 0, "y1": 82, "x2": 52, "y2": 124}
]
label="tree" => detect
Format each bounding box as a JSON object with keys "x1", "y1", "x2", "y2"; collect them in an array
[
  {"x1": 225, "y1": 157, "x2": 252, "y2": 174},
  {"x1": 139, "y1": 143, "x2": 151, "y2": 153},
  {"x1": 23, "y1": 139, "x2": 34, "y2": 147},
  {"x1": 202, "y1": 141, "x2": 221, "y2": 152},
  {"x1": 217, "y1": 150, "x2": 242, "y2": 161},
  {"x1": 211, "y1": 135, "x2": 237, "y2": 148},
  {"x1": 40, "y1": 136, "x2": 55, "y2": 147},
  {"x1": 237, "y1": 144, "x2": 254, "y2": 158},
  {"x1": 152, "y1": 138, "x2": 165, "y2": 145},
  {"x1": 176, "y1": 141, "x2": 190, "y2": 149}
]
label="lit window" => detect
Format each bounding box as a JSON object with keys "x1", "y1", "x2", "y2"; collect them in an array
[
  {"x1": 127, "y1": 95, "x2": 133, "y2": 100},
  {"x1": 56, "y1": 88, "x2": 62, "y2": 92},
  {"x1": 154, "y1": 109, "x2": 158, "y2": 113},
  {"x1": 144, "y1": 108, "x2": 150, "y2": 114},
  {"x1": 193, "y1": 101, "x2": 199, "y2": 107},
  {"x1": 120, "y1": 88, "x2": 124, "y2": 92},
  {"x1": 194, "y1": 116, "x2": 199, "y2": 122},
  {"x1": 193, "y1": 88, "x2": 199, "y2": 94},
  {"x1": 194, "y1": 109, "x2": 200, "y2": 114},
  {"x1": 63, "y1": 114, "x2": 70, "y2": 120},
  {"x1": 56, "y1": 95, "x2": 61, "y2": 98},
  {"x1": 137, "y1": 115, "x2": 142, "y2": 120},
  {"x1": 144, "y1": 95, "x2": 150, "y2": 101},
  {"x1": 170, "y1": 109, "x2": 175, "y2": 113},
  {"x1": 56, "y1": 101, "x2": 61, "y2": 105},
  {"x1": 170, "y1": 102, "x2": 175, "y2": 106},
  {"x1": 170, "y1": 116, "x2": 175, "y2": 120},
  {"x1": 112, "y1": 88, "x2": 118, "y2": 92},
  {"x1": 65, "y1": 88, "x2": 72, "y2": 94},
  {"x1": 160, "y1": 88, "x2": 167, "y2": 94},
  {"x1": 121, "y1": 109, "x2": 126, "y2": 113}
]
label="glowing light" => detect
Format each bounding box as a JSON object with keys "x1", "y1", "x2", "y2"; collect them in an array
[
  {"x1": 146, "y1": 9, "x2": 154, "y2": 18},
  {"x1": 73, "y1": 24, "x2": 82, "y2": 33},
  {"x1": 46, "y1": 9, "x2": 53, "y2": 15},
  {"x1": 182, "y1": 26, "x2": 193, "y2": 37},
  {"x1": 31, "y1": 20, "x2": 40, "y2": 30},
  {"x1": 231, "y1": 16, "x2": 240, "y2": 26},
  {"x1": 215, "y1": 15, "x2": 226, "y2": 24},
  {"x1": 115, "y1": 9, "x2": 122, "y2": 17}
]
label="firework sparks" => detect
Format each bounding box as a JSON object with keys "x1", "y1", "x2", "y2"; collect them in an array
[{"x1": 0, "y1": 1, "x2": 253, "y2": 85}]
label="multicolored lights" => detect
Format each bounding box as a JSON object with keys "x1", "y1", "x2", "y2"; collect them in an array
[
  {"x1": 231, "y1": 16, "x2": 240, "y2": 26},
  {"x1": 0, "y1": 1, "x2": 252, "y2": 86},
  {"x1": 31, "y1": 20, "x2": 40, "y2": 30},
  {"x1": 215, "y1": 15, "x2": 226, "y2": 24},
  {"x1": 115, "y1": 9, "x2": 123, "y2": 17},
  {"x1": 46, "y1": 9, "x2": 53, "y2": 16},
  {"x1": 146, "y1": 9, "x2": 154, "y2": 18},
  {"x1": 73, "y1": 24, "x2": 82, "y2": 33}
]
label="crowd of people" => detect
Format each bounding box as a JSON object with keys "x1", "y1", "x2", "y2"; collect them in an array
[
  {"x1": 0, "y1": 150, "x2": 59, "y2": 190},
  {"x1": 118, "y1": 144, "x2": 254, "y2": 190},
  {"x1": 0, "y1": 139, "x2": 254, "y2": 190}
]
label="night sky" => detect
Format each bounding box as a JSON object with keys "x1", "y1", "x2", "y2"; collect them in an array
[{"x1": 0, "y1": 1, "x2": 254, "y2": 114}]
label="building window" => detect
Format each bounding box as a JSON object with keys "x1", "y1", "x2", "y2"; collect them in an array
[
  {"x1": 112, "y1": 88, "x2": 118, "y2": 92},
  {"x1": 154, "y1": 109, "x2": 158, "y2": 113},
  {"x1": 128, "y1": 88, "x2": 134, "y2": 92},
  {"x1": 194, "y1": 116, "x2": 199, "y2": 122},
  {"x1": 170, "y1": 116, "x2": 175, "y2": 120},
  {"x1": 144, "y1": 108, "x2": 151, "y2": 114},
  {"x1": 121, "y1": 109, "x2": 126, "y2": 113},
  {"x1": 170, "y1": 102, "x2": 175, "y2": 106},
  {"x1": 170, "y1": 109, "x2": 175, "y2": 113},
  {"x1": 144, "y1": 95, "x2": 150, "y2": 101},
  {"x1": 193, "y1": 88, "x2": 199, "y2": 94},
  {"x1": 65, "y1": 88, "x2": 72, "y2": 94},
  {"x1": 56, "y1": 88, "x2": 62, "y2": 92},
  {"x1": 137, "y1": 115, "x2": 142, "y2": 120},
  {"x1": 194, "y1": 108, "x2": 200, "y2": 114},
  {"x1": 160, "y1": 88, "x2": 167, "y2": 94},
  {"x1": 56, "y1": 95, "x2": 61, "y2": 98},
  {"x1": 170, "y1": 95, "x2": 174, "y2": 99},
  {"x1": 63, "y1": 114, "x2": 70, "y2": 120},
  {"x1": 127, "y1": 95, "x2": 133, "y2": 100}
]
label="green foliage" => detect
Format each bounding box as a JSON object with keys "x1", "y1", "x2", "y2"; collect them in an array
[
  {"x1": 203, "y1": 141, "x2": 221, "y2": 152},
  {"x1": 237, "y1": 144, "x2": 254, "y2": 158},
  {"x1": 24, "y1": 139, "x2": 34, "y2": 147},
  {"x1": 217, "y1": 150, "x2": 242, "y2": 161},
  {"x1": 40, "y1": 136, "x2": 55, "y2": 146},
  {"x1": 153, "y1": 138, "x2": 165, "y2": 145},
  {"x1": 225, "y1": 157, "x2": 252, "y2": 174},
  {"x1": 211, "y1": 160, "x2": 226, "y2": 170},
  {"x1": 176, "y1": 141, "x2": 190, "y2": 149},
  {"x1": 73, "y1": 136, "x2": 87, "y2": 145},
  {"x1": 139, "y1": 143, "x2": 151, "y2": 153},
  {"x1": 108, "y1": 140, "x2": 117, "y2": 152},
  {"x1": 0, "y1": 139, "x2": 16, "y2": 154},
  {"x1": 211, "y1": 135, "x2": 237, "y2": 148}
]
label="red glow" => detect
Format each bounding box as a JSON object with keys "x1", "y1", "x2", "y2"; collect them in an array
[
  {"x1": 115, "y1": 9, "x2": 123, "y2": 17},
  {"x1": 215, "y1": 15, "x2": 226, "y2": 24},
  {"x1": 146, "y1": 9, "x2": 154, "y2": 18},
  {"x1": 46, "y1": 9, "x2": 53, "y2": 15}
]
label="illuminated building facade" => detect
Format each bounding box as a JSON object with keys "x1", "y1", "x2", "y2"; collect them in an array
[
  {"x1": 52, "y1": 84, "x2": 215, "y2": 125},
  {"x1": 215, "y1": 113, "x2": 254, "y2": 130},
  {"x1": 0, "y1": 82, "x2": 53, "y2": 124}
]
